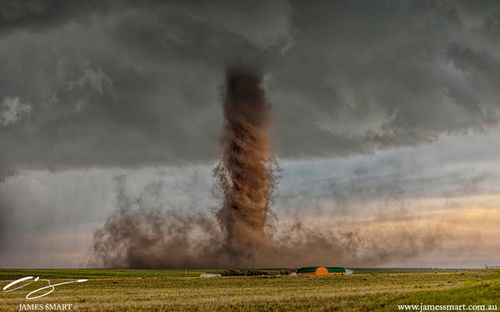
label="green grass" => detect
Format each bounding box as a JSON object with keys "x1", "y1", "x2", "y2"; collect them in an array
[{"x1": 0, "y1": 269, "x2": 498, "y2": 311}]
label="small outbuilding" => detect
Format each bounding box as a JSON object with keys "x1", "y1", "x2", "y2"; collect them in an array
[
  {"x1": 200, "y1": 273, "x2": 222, "y2": 278},
  {"x1": 296, "y1": 266, "x2": 353, "y2": 276}
]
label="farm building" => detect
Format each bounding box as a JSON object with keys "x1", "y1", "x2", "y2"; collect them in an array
[{"x1": 296, "y1": 266, "x2": 353, "y2": 276}]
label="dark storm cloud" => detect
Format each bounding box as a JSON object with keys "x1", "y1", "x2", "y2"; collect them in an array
[
  {"x1": 1, "y1": 0, "x2": 500, "y2": 170},
  {"x1": 0, "y1": 0, "x2": 107, "y2": 33},
  {"x1": 269, "y1": 0, "x2": 500, "y2": 156}
]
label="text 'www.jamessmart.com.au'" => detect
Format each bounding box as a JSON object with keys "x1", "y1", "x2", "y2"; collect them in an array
[{"x1": 398, "y1": 304, "x2": 498, "y2": 311}]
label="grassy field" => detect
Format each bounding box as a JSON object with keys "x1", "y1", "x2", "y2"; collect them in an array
[{"x1": 0, "y1": 269, "x2": 499, "y2": 311}]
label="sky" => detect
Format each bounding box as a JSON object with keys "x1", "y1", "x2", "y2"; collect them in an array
[{"x1": 1, "y1": 0, "x2": 500, "y2": 268}]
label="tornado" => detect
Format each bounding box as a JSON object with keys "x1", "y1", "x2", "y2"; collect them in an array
[
  {"x1": 215, "y1": 66, "x2": 276, "y2": 260},
  {"x1": 92, "y1": 66, "x2": 442, "y2": 269}
]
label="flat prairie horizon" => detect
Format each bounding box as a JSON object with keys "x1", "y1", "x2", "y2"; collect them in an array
[{"x1": 1, "y1": 268, "x2": 499, "y2": 311}]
